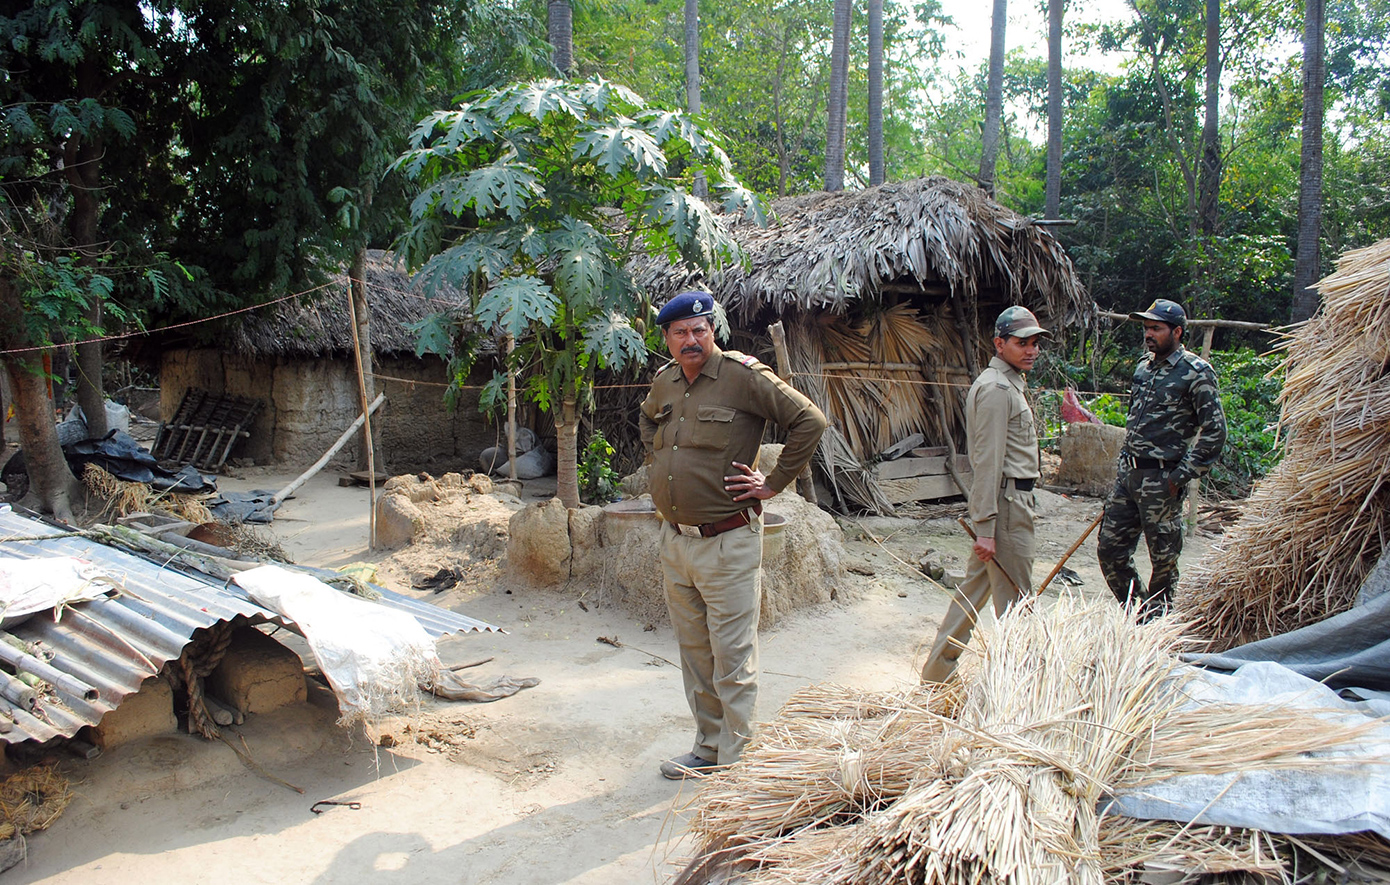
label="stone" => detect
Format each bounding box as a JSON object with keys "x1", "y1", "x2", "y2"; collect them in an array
[
  {"x1": 942, "y1": 568, "x2": 968, "y2": 589},
  {"x1": 206, "y1": 627, "x2": 307, "y2": 716},
  {"x1": 94, "y1": 675, "x2": 176, "y2": 749}
]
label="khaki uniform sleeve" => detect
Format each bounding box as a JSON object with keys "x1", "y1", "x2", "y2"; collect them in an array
[
  {"x1": 967, "y1": 381, "x2": 1011, "y2": 539},
  {"x1": 738, "y1": 362, "x2": 827, "y2": 494}
]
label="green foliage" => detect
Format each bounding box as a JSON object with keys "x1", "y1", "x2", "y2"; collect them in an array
[
  {"x1": 1207, "y1": 349, "x2": 1284, "y2": 496},
  {"x1": 1086, "y1": 393, "x2": 1129, "y2": 427},
  {"x1": 578, "y1": 430, "x2": 623, "y2": 504},
  {"x1": 394, "y1": 77, "x2": 763, "y2": 422}
]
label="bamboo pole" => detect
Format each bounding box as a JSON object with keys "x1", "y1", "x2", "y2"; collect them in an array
[
  {"x1": 345, "y1": 286, "x2": 377, "y2": 549},
  {"x1": 1035, "y1": 511, "x2": 1104, "y2": 594},
  {"x1": 0, "y1": 632, "x2": 98, "y2": 700},
  {"x1": 768, "y1": 321, "x2": 817, "y2": 504},
  {"x1": 269, "y1": 393, "x2": 385, "y2": 509},
  {"x1": 505, "y1": 334, "x2": 518, "y2": 483}
]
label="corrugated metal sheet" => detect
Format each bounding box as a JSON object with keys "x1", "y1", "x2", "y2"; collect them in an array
[{"x1": 0, "y1": 506, "x2": 498, "y2": 744}]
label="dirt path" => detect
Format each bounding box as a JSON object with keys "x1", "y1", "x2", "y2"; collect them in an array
[{"x1": 10, "y1": 472, "x2": 1212, "y2": 884}]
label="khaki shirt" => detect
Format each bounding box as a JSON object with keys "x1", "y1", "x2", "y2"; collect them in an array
[
  {"x1": 966, "y1": 356, "x2": 1039, "y2": 538},
  {"x1": 640, "y1": 345, "x2": 827, "y2": 526}
]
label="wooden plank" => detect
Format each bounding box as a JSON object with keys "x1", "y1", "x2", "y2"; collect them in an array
[
  {"x1": 911, "y1": 446, "x2": 949, "y2": 458},
  {"x1": 879, "y1": 473, "x2": 966, "y2": 504},
  {"x1": 874, "y1": 455, "x2": 947, "y2": 480}
]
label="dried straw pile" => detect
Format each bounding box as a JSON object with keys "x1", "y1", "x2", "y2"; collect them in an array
[
  {"x1": 82, "y1": 464, "x2": 213, "y2": 525},
  {"x1": 673, "y1": 595, "x2": 1389, "y2": 885},
  {"x1": 1178, "y1": 238, "x2": 1390, "y2": 649},
  {"x1": 0, "y1": 765, "x2": 71, "y2": 835}
]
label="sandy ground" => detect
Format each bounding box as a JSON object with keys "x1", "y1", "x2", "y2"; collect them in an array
[{"x1": 9, "y1": 468, "x2": 1214, "y2": 885}]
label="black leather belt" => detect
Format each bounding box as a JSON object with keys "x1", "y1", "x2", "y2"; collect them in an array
[
  {"x1": 670, "y1": 502, "x2": 764, "y2": 538},
  {"x1": 1127, "y1": 456, "x2": 1173, "y2": 470},
  {"x1": 1001, "y1": 477, "x2": 1036, "y2": 491}
]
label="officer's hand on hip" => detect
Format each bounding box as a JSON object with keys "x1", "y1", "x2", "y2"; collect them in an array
[
  {"x1": 725, "y1": 461, "x2": 774, "y2": 502},
  {"x1": 974, "y1": 536, "x2": 997, "y2": 563},
  {"x1": 1167, "y1": 479, "x2": 1180, "y2": 497}
]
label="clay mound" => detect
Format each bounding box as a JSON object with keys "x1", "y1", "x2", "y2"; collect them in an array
[
  {"x1": 509, "y1": 444, "x2": 849, "y2": 629},
  {"x1": 1053, "y1": 422, "x2": 1123, "y2": 495}
]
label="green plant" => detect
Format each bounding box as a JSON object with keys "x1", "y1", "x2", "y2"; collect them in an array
[
  {"x1": 1208, "y1": 348, "x2": 1284, "y2": 497},
  {"x1": 578, "y1": 430, "x2": 622, "y2": 505},
  {"x1": 1086, "y1": 393, "x2": 1129, "y2": 427}
]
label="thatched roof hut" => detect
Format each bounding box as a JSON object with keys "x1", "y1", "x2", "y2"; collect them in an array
[
  {"x1": 154, "y1": 251, "x2": 500, "y2": 470},
  {"x1": 632, "y1": 177, "x2": 1094, "y2": 513}
]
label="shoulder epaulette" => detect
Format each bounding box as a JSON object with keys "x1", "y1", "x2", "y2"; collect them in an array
[{"x1": 722, "y1": 349, "x2": 762, "y2": 370}]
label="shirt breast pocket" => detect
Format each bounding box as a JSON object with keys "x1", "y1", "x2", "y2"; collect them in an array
[
  {"x1": 650, "y1": 405, "x2": 673, "y2": 449},
  {"x1": 690, "y1": 405, "x2": 737, "y2": 448}
]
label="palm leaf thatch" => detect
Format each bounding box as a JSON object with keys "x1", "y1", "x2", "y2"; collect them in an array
[
  {"x1": 224, "y1": 250, "x2": 467, "y2": 358},
  {"x1": 631, "y1": 178, "x2": 1091, "y2": 512},
  {"x1": 1178, "y1": 237, "x2": 1390, "y2": 649},
  {"x1": 632, "y1": 177, "x2": 1091, "y2": 326},
  {"x1": 672, "y1": 595, "x2": 1388, "y2": 885}
]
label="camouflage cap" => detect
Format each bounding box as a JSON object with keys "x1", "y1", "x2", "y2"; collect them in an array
[
  {"x1": 994, "y1": 306, "x2": 1051, "y2": 339},
  {"x1": 1130, "y1": 298, "x2": 1186, "y2": 327}
]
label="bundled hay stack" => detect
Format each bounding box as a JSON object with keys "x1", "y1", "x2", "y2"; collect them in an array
[
  {"x1": 1178, "y1": 238, "x2": 1390, "y2": 649},
  {"x1": 673, "y1": 595, "x2": 1389, "y2": 885}
]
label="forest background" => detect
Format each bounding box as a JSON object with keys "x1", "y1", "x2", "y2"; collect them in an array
[{"x1": 3, "y1": 0, "x2": 1389, "y2": 514}]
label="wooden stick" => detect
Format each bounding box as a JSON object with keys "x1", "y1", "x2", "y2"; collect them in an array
[
  {"x1": 768, "y1": 321, "x2": 817, "y2": 504},
  {"x1": 0, "y1": 631, "x2": 98, "y2": 700},
  {"x1": 505, "y1": 334, "x2": 518, "y2": 483},
  {"x1": 269, "y1": 393, "x2": 385, "y2": 508},
  {"x1": 345, "y1": 286, "x2": 378, "y2": 549},
  {"x1": 956, "y1": 517, "x2": 1025, "y2": 597},
  {"x1": 1035, "y1": 511, "x2": 1104, "y2": 595}
]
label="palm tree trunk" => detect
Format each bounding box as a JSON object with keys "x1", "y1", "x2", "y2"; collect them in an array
[
  {"x1": 1292, "y1": 0, "x2": 1325, "y2": 322},
  {"x1": 1044, "y1": 0, "x2": 1064, "y2": 218},
  {"x1": 979, "y1": 0, "x2": 1008, "y2": 196},
  {"x1": 555, "y1": 396, "x2": 580, "y2": 510},
  {"x1": 868, "y1": 0, "x2": 884, "y2": 185},
  {"x1": 685, "y1": 0, "x2": 707, "y2": 198},
  {"x1": 548, "y1": 0, "x2": 574, "y2": 77},
  {"x1": 824, "y1": 0, "x2": 853, "y2": 192}
]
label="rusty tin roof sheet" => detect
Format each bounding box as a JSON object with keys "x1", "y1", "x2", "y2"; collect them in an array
[{"x1": 0, "y1": 506, "x2": 498, "y2": 744}]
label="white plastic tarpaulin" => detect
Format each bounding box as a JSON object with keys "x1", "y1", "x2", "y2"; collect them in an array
[{"x1": 0, "y1": 556, "x2": 121, "y2": 623}]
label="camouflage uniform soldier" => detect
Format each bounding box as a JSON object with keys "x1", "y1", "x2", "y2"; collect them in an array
[{"x1": 1098, "y1": 299, "x2": 1226, "y2": 620}]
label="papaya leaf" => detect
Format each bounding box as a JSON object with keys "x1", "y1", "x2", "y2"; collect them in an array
[
  {"x1": 575, "y1": 123, "x2": 665, "y2": 177},
  {"x1": 494, "y1": 80, "x2": 587, "y2": 123},
  {"x1": 407, "y1": 312, "x2": 457, "y2": 358},
  {"x1": 583, "y1": 312, "x2": 647, "y2": 370},
  {"x1": 476, "y1": 276, "x2": 559, "y2": 339}
]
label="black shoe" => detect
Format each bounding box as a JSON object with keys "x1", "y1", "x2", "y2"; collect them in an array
[{"x1": 659, "y1": 752, "x2": 718, "y2": 780}]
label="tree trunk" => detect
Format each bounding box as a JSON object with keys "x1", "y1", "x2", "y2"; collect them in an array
[
  {"x1": 548, "y1": 0, "x2": 574, "y2": 77},
  {"x1": 1197, "y1": 0, "x2": 1221, "y2": 239},
  {"x1": 979, "y1": 0, "x2": 1008, "y2": 196},
  {"x1": 67, "y1": 91, "x2": 107, "y2": 440},
  {"x1": 824, "y1": 0, "x2": 853, "y2": 192},
  {"x1": 1044, "y1": 0, "x2": 1064, "y2": 218},
  {"x1": 685, "y1": 0, "x2": 707, "y2": 198},
  {"x1": 3, "y1": 357, "x2": 80, "y2": 522},
  {"x1": 868, "y1": 0, "x2": 884, "y2": 185},
  {"x1": 1292, "y1": 0, "x2": 1326, "y2": 322},
  {"x1": 350, "y1": 248, "x2": 385, "y2": 474},
  {"x1": 555, "y1": 396, "x2": 579, "y2": 510}
]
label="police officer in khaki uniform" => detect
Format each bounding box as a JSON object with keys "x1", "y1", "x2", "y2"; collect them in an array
[
  {"x1": 640, "y1": 291, "x2": 827, "y2": 779},
  {"x1": 921, "y1": 307, "x2": 1049, "y2": 684}
]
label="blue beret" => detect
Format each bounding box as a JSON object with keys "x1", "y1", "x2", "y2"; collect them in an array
[{"x1": 656, "y1": 291, "x2": 718, "y2": 326}]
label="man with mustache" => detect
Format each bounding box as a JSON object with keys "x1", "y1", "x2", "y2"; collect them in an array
[
  {"x1": 640, "y1": 291, "x2": 826, "y2": 779},
  {"x1": 920, "y1": 306, "x2": 1050, "y2": 684},
  {"x1": 1098, "y1": 299, "x2": 1226, "y2": 621}
]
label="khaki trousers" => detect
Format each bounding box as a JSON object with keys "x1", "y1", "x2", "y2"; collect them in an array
[
  {"x1": 659, "y1": 519, "x2": 764, "y2": 765},
  {"x1": 920, "y1": 486, "x2": 1035, "y2": 684}
]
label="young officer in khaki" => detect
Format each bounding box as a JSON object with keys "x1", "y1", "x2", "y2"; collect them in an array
[
  {"x1": 920, "y1": 306, "x2": 1049, "y2": 684},
  {"x1": 639, "y1": 291, "x2": 827, "y2": 779}
]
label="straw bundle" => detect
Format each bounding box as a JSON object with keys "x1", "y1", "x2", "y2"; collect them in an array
[
  {"x1": 82, "y1": 464, "x2": 214, "y2": 525},
  {"x1": 1178, "y1": 238, "x2": 1390, "y2": 649},
  {"x1": 0, "y1": 765, "x2": 71, "y2": 834},
  {"x1": 674, "y1": 595, "x2": 1389, "y2": 885}
]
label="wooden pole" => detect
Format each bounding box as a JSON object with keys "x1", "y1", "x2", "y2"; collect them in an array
[
  {"x1": 505, "y1": 334, "x2": 518, "y2": 482},
  {"x1": 270, "y1": 393, "x2": 385, "y2": 508},
  {"x1": 1185, "y1": 325, "x2": 1217, "y2": 537},
  {"x1": 1035, "y1": 511, "x2": 1103, "y2": 595},
  {"x1": 345, "y1": 287, "x2": 377, "y2": 549},
  {"x1": 767, "y1": 321, "x2": 817, "y2": 504}
]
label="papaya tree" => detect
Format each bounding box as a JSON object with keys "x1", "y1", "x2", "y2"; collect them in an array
[{"x1": 393, "y1": 77, "x2": 764, "y2": 509}]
